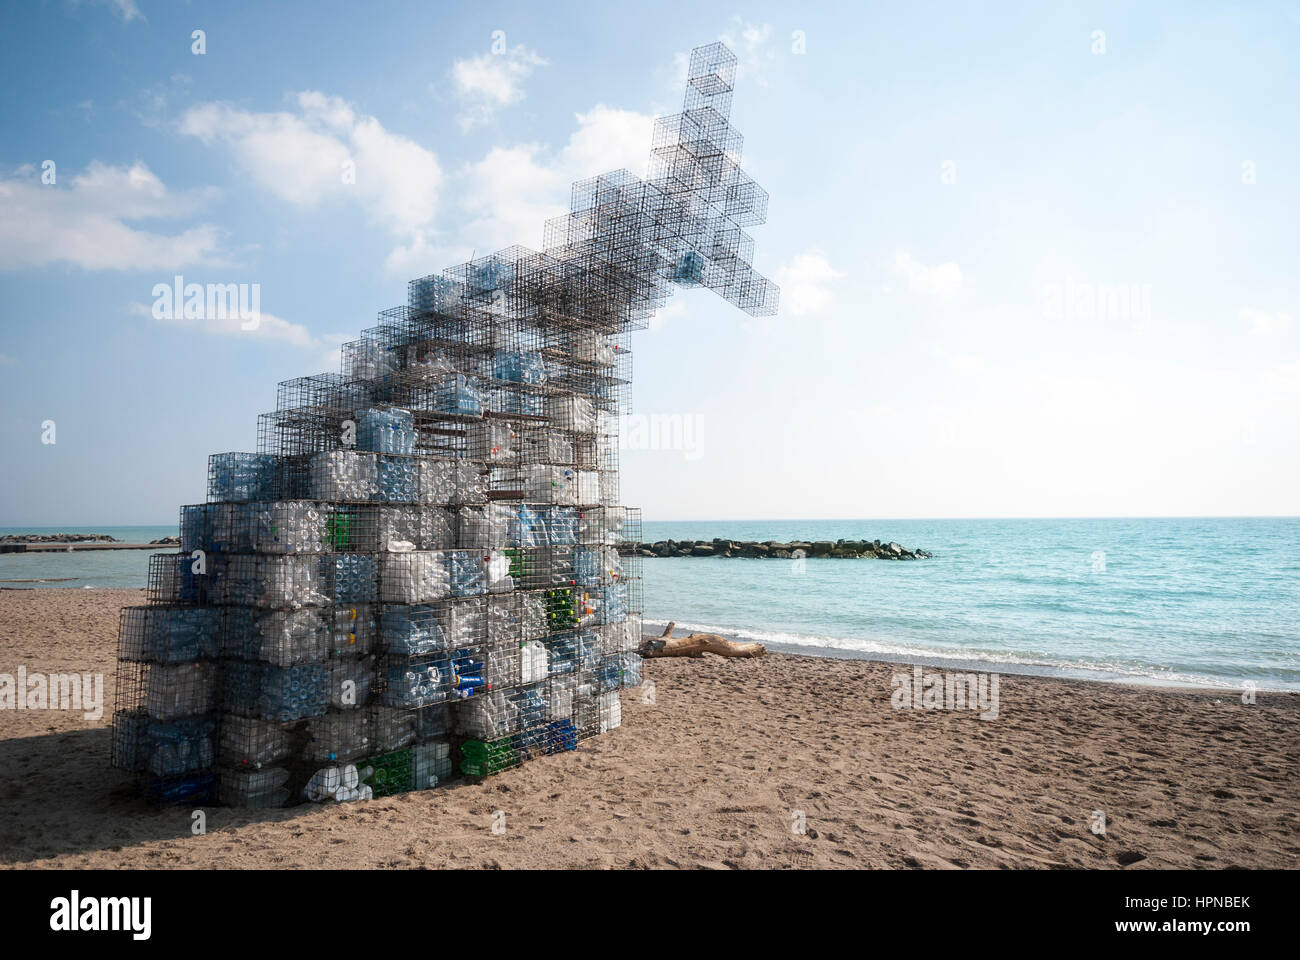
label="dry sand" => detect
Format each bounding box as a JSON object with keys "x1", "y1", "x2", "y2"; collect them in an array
[{"x1": 1, "y1": 588, "x2": 1296, "y2": 869}]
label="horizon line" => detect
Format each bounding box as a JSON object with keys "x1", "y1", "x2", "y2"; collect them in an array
[{"x1": 3, "y1": 514, "x2": 1299, "y2": 528}]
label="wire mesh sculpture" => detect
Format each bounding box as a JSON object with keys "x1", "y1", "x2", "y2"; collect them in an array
[{"x1": 112, "y1": 41, "x2": 778, "y2": 806}]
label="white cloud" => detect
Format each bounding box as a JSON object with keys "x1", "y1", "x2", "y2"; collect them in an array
[
  {"x1": 384, "y1": 231, "x2": 459, "y2": 280},
  {"x1": 559, "y1": 105, "x2": 654, "y2": 179},
  {"x1": 179, "y1": 92, "x2": 443, "y2": 243},
  {"x1": 461, "y1": 144, "x2": 567, "y2": 251},
  {"x1": 0, "y1": 162, "x2": 226, "y2": 271},
  {"x1": 647, "y1": 299, "x2": 688, "y2": 332},
  {"x1": 455, "y1": 105, "x2": 655, "y2": 254},
  {"x1": 1241, "y1": 306, "x2": 1293, "y2": 337},
  {"x1": 774, "y1": 250, "x2": 841, "y2": 316},
  {"x1": 178, "y1": 86, "x2": 652, "y2": 276},
  {"x1": 893, "y1": 251, "x2": 962, "y2": 299},
  {"x1": 129, "y1": 300, "x2": 322, "y2": 350},
  {"x1": 346, "y1": 110, "x2": 443, "y2": 234},
  {"x1": 450, "y1": 46, "x2": 548, "y2": 130},
  {"x1": 720, "y1": 19, "x2": 778, "y2": 87},
  {"x1": 310, "y1": 333, "x2": 352, "y2": 375},
  {"x1": 180, "y1": 100, "x2": 349, "y2": 205}
]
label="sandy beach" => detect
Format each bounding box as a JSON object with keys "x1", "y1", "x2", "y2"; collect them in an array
[{"x1": 1, "y1": 587, "x2": 1296, "y2": 869}]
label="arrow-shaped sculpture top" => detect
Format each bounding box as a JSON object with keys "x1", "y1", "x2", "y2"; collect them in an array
[{"x1": 423, "y1": 41, "x2": 779, "y2": 332}]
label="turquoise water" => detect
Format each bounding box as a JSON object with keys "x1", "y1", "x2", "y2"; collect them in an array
[
  {"x1": 639, "y1": 518, "x2": 1300, "y2": 691},
  {"x1": 4, "y1": 518, "x2": 1298, "y2": 690}
]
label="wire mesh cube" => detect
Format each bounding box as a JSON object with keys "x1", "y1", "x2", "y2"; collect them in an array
[
  {"x1": 219, "y1": 766, "x2": 291, "y2": 808},
  {"x1": 411, "y1": 739, "x2": 453, "y2": 789},
  {"x1": 380, "y1": 551, "x2": 450, "y2": 604},
  {"x1": 236, "y1": 501, "x2": 331, "y2": 554},
  {"x1": 218, "y1": 554, "x2": 328, "y2": 608},
  {"x1": 328, "y1": 655, "x2": 377, "y2": 709},
  {"x1": 324, "y1": 603, "x2": 376, "y2": 658},
  {"x1": 220, "y1": 607, "x2": 328, "y2": 666},
  {"x1": 310, "y1": 451, "x2": 379, "y2": 501},
  {"x1": 142, "y1": 662, "x2": 218, "y2": 720},
  {"x1": 355, "y1": 407, "x2": 417, "y2": 455},
  {"x1": 146, "y1": 552, "x2": 209, "y2": 605},
  {"x1": 223, "y1": 661, "x2": 329, "y2": 723},
  {"x1": 219, "y1": 712, "x2": 293, "y2": 768},
  {"x1": 368, "y1": 705, "x2": 417, "y2": 754},
  {"x1": 322, "y1": 553, "x2": 379, "y2": 604},
  {"x1": 304, "y1": 709, "x2": 374, "y2": 764},
  {"x1": 208, "y1": 453, "x2": 278, "y2": 503},
  {"x1": 119, "y1": 606, "x2": 220, "y2": 663}
]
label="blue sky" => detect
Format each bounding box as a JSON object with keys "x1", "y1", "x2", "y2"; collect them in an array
[{"x1": 1, "y1": 0, "x2": 1298, "y2": 524}]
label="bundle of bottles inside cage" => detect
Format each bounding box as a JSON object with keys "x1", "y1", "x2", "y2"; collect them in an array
[
  {"x1": 109, "y1": 40, "x2": 783, "y2": 806},
  {"x1": 111, "y1": 283, "x2": 647, "y2": 807}
]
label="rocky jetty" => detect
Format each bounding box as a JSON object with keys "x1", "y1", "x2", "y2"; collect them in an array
[
  {"x1": 149, "y1": 536, "x2": 181, "y2": 545},
  {"x1": 0, "y1": 533, "x2": 119, "y2": 544},
  {"x1": 619, "y1": 538, "x2": 932, "y2": 560}
]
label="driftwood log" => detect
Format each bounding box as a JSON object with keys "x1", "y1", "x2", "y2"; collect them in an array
[{"x1": 638, "y1": 621, "x2": 766, "y2": 659}]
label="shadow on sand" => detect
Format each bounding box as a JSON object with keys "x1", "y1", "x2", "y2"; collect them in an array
[{"x1": 0, "y1": 727, "x2": 327, "y2": 865}]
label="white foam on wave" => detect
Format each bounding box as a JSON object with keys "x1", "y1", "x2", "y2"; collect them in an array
[{"x1": 642, "y1": 618, "x2": 1284, "y2": 691}]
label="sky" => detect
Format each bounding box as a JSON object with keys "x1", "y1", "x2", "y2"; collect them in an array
[{"x1": 1, "y1": 0, "x2": 1298, "y2": 524}]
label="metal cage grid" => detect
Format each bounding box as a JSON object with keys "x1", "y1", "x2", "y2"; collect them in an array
[{"x1": 112, "y1": 40, "x2": 772, "y2": 805}]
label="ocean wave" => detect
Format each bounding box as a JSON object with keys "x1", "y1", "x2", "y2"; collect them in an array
[{"x1": 641, "y1": 619, "x2": 1299, "y2": 691}]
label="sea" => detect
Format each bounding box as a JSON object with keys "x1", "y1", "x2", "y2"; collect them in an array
[{"x1": 3, "y1": 517, "x2": 1297, "y2": 691}]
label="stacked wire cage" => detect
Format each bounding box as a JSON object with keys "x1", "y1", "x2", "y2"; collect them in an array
[{"x1": 111, "y1": 41, "x2": 777, "y2": 806}]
